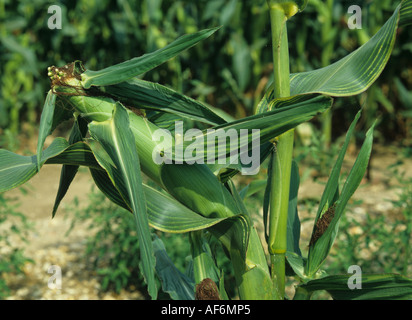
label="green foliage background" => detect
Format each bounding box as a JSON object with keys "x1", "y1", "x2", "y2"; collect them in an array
[{"x1": 1, "y1": 0, "x2": 412, "y2": 148}]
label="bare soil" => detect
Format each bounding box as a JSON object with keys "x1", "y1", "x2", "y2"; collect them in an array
[{"x1": 4, "y1": 164, "x2": 144, "y2": 300}]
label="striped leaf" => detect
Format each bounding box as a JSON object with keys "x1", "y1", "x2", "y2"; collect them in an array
[
  {"x1": 101, "y1": 78, "x2": 226, "y2": 126},
  {"x1": 1, "y1": 135, "x2": 250, "y2": 249},
  {"x1": 400, "y1": 0, "x2": 412, "y2": 26},
  {"x1": 213, "y1": 142, "x2": 274, "y2": 183},
  {"x1": 81, "y1": 27, "x2": 220, "y2": 88},
  {"x1": 42, "y1": 144, "x2": 240, "y2": 235},
  {"x1": 164, "y1": 94, "x2": 332, "y2": 164},
  {"x1": 261, "y1": 0, "x2": 411, "y2": 100},
  {"x1": 299, "y1": 273, "x2": 412, "y2": 300},
  {"x1": 88, "y1": 103, "x2": 157, "y2": 299},
  {"x1": 0, "y1": 138, "x2": 69, "y2": 193},
  {"x1": 88, "y1": 147, "x2": 251, "y2": 260},
  {"x1": 45, "y1": 141, "x2": 101, "y2": 169}
]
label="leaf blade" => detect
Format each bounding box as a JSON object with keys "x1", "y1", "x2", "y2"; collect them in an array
[
  {"x1": 300, "y1": 273, "x2": 412, "y2": 300},
  {"x1": 0, "y1": 138, "x2": 69, "y2": 193},
  {"x1": 36, "y1": 90, "x2": 56, "y2": 170},
  {"x1": 262, "y1": 1, "x2": 411, "y2": 98},
  {"x1": 52, "y1": 117, "x2": 88, "y2": 218},
  {"x1": 306, "y1": 116, "x2": 376, "y2": 277},
  {"x1": 165, "y1": 94, "x2": 332, "y2": 165},
  {"x1": 101, "y1": 78, "x2": 226, "y2": 126},
  {"x1": 81, "y1": 27, "x2": 220, "y2": 88},
  {"x1": 88, "y1": 102, "x2": 157, "y2": 299}
]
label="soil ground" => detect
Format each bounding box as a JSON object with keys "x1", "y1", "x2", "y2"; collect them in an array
[{"x1": 2, "y1": 135, "x2": 412, "y2": 300}]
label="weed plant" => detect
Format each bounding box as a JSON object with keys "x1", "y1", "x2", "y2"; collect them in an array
[{"x1": 0, "y1": 193, "x2": 33, "y2": 299}]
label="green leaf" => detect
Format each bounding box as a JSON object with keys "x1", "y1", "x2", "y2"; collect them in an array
[
  {"x1": 52, "y1": 117, "x2": 88, "y2": 218},
  {"x1": 51, "y1": 99, "x2": 74, "y2": 133},
  {"x1": 217, "y1": 180, "x2": 251, "y2": 261},
  {"x1": 45, "y1": 141, "x2": 101, "y2": 169},
  {"x1": 4, "y1": 138, "x2": 245, "y2": 237},
  {"x1": 306, "y1": 114, "x2": 376, "y2": 277},
  {"x1": 285, "y1": 251, "x2": 307, "y2": 280},
  {"x1": 159, "y1": 162, "x2": 259, "y2": 297},
  {"x1": 213, "y1": 215, "x2": 251, "y2": 262},
  {"x1": 239, "y1": 179, "x2": 267, "y2": 200},
  {"x1": 287, "y1": 160, "x2": 301, "y2": 256},
  {"x1": 90, "y1": 162, "x2": 252, "y2": 264},
  {"x1": 316, "y1": 110, "x2": 362, "y2": 222},
  {"x1": 88, "y1": 148, "x2": 252, "y2": 273},
  {"x1": 153, "y1": 235, "x2": 195, "y2": 300},
  {"x1": 36, "y1": 90, "x2": 56, "y2": 170},
  {"x1": 189, "y1": 231, "x2": 220, "y2": 285},
  {"x1": 400, "y1": 0, "x2": 412, "y2": 27},
  {"x1": 146, "y1": 110, "x2": 184, "y2": 132},
  {"x1": 100, "y1": 78, "x2": 226, "y2": 126},
  {"x1": 263, "y1": 0, "x2": 411, "y2": 98},
  {"x1": 218, "y1": 273, "x2": 230, "y2": 300},
  {"x1": 166, "y1": 94, "x2": 332, "y2": 164},
  {"x1": 159, "y1": 164, "x2": 251, "y2": 260},
  {"x1": 87, "y1": 145, "x2": 237, "y2": 235},
  {"x1": 147, "y1": 186, "x2": 230, "y2": 234},
  {"x1": 0, "y1": 138, "x2": 69, "y2": 193},
  {"x1": 299, "y1": 273, "x2": 412, "y2": 300},
  {"x1": 262, "y1": 151, "x2": 275, "y2": 242},
  {"x1": 89, "y1": 168, "x2": 130, "y2": 211},
  {"x1": 81, "y1": 27, "x2": 220, "y2": 88},
  {"x1": 88, "y1": 102, "x2": 157, "y2": 299},
  {"x1": 395, "y1": 77, "x2": 412, "y2": 107},
  {"x1": 160, "y1": 164, "x2": 240, "y2": 220},
  {"x1": 256, "y1": 91, "x2": 326, "y2": 114},
  {"x1": 215, "y1": 142, "x2": 274, "y2": 183},
  {"x1": 289, "y1": 2, "x2": 405, "y2": 96}
]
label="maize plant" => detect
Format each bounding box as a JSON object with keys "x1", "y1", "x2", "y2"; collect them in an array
[{"x1": 1, "y1": 0, "x2": 412, "y2": 300}]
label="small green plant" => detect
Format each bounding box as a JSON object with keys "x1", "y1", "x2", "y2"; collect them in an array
[
  {"x1": 325, "y1": 160, "x2": 412, "y2": 278},
  {"x1": 1, "y1": 0, "x2": 412, "y2": 300},
  {"x1": 66, "y1": 187, "x2": 146, "y2": 295},
  {"x1": 0, "y1": 193, "x2": 33, "y2": 299},
  {"x1": 390, "y1": 167, "x2": 412, "y2": 276},
  {"x1": 67, "y1": 185, "x2": 237, "y2": 299}
]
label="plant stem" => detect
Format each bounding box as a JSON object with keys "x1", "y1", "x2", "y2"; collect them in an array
[
  {"x1": 267, "y1": 3, "x2": 293, "y2": 300},
  {"x1": 189, "y1": 231, "x2": 214, "y2": 284}
]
